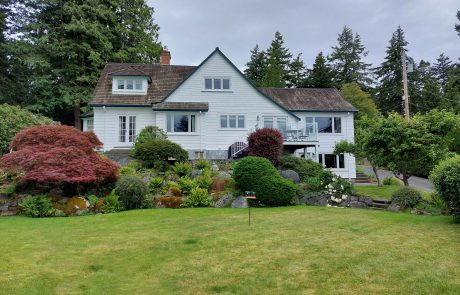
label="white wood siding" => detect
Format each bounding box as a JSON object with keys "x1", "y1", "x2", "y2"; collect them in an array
[
  {"x1": 163, "y1": 52, "x2": 297, "y2": 152},
  {"x1": 292, "y1": 111, "x2": 356, "y2": 178},
  {"x1": 93, "y1": 107, "x2": 155, "y2": 149}
]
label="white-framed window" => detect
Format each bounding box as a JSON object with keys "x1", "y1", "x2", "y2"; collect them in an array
[
  {"x1": 119, "y1": 115, "x2": 136, "y2": 142},
  {"x1": 263, "y1": 116, "x2": 287, "y2": 134},
  {"x1": 204, "y1": 77, "x2": 231, "y2": 90},
  {"x1": 167, "y1": 114, "x2": 196, "y2": 133},
  {"x1": 220, "y1": 115, "x2": 245, "y2": 129},
  {"x1": 87, "y1": 119, "x2": 94, "y2": 131},
  {"x1": 113, "y1": 77, "x2": 146, "y2": 94},
  {"x1": 306, "y1": 116, "x2": 342, "y2": 133},
  {"x1": 319, "y1": 153, "x2": 345, "y2": 169}
]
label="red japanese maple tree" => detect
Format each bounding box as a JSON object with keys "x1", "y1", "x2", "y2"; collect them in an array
[
  {"x1": 247, "y1": 128, "x2": 284, "y2": 164},
  {"x1": 0, "y1": 125, "x2": 119, "y2": 189}
]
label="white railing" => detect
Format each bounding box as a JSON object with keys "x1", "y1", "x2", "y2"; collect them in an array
[{"x1": 281, "y1": 122, "x2": 318, "y2": 142}]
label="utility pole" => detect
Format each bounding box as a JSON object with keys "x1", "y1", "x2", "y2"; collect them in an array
[{"x1": 401, "y1": 50, "x2": 410, "y2": 120}]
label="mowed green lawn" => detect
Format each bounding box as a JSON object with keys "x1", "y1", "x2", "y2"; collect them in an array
[
  {"x1": 0, "y1": 207, "x2": 459, "y2": 295},
  {"x1": 354, "y1": 184, "x2": 432, "y2": 200}
]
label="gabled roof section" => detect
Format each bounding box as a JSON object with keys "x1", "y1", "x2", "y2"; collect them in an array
[
  {"x1": 108, "y1": 66, "x2": 152, "y2": 81},
  {"x1": 90, "y1": 63, "x2": 196, "y2": 106},
  {"x1": 161, "y1": 48, "x2": 300, "y2": 120},
  {"x1": 258, "y1": 88, "x2": 358, "y2": 112}
]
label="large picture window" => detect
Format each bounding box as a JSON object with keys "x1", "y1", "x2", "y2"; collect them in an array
[
  {"x1": 167, "y1": 114, "x2": 196, "y2": 133},
  {"x1": 306, "y1": 116, "x2": 342, "y2": 134},
  {"x1": 220, "y1": 115, "x2": 245, "y2": 129},
  {"x1": 319, "y1": 153, "x2": 345, "y2": 169},
  {"x1": 119, "y1": 116, "x2": 136, "y2": 142}
]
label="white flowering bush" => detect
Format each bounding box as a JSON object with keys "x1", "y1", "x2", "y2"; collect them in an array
[{"x1": 325, "y1": 175, "x2": 354, "y2": 205}]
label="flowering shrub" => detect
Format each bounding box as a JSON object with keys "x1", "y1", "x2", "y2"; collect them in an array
[
  {"x1": 0, "y1": 125, "x2": 119, "y2": 193},
  {"x1": 247, "y1": 128, "x2": 284, "y2": 164},
  {"x1": 325, "y1": 175, "x2": 354, "y2": 205}
]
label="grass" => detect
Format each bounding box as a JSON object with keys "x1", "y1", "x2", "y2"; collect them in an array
[
  {"x1": 0, "y1": 207, "x2": 459, "y2": 294},
  {"x1": 354, "y1": 184, "x2": 431, "y2": 200}
]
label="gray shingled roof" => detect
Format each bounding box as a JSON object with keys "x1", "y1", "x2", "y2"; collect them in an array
[
  {"x1": 258, "y1": 87, "x2": 358, "y2": 112},
  {"x1": 90, "y1": 62, "x2": 357, "y2": 113},
  {"x1": 152, "y1": 102, "x2": 209, "y2": 111},
  {"x1": 90, "y1": 63, "x2": 196, "y2": 106}
]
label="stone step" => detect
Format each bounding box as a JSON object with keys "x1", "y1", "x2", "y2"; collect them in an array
[
  {"x1": 373, "y1": 198, "x2": 391, "y2": 204},
  {"x1": 370, "y1": 202, "x2": 389, "y2": 209}
]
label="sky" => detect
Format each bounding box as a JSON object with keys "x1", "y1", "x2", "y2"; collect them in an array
[{"x1": 150, "y1": 0, "x2": 459, "y2": 70}]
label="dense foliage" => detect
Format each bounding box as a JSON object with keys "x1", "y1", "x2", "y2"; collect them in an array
[
  {"x1": 278, "y1": 155, "x2": 324, "y2": 182},
  {"x1": 2, "y1": 0, "x2": 161, "y2": 125},
  {"x1": 391, "y1": 187, "x2": 423, "y2": 209},
  {"x1": 0, "y1": 125, "x2": 119, "y2": 192},
  {"x1": 133, "y1": 126, "x2": 167, "y2": 150},
  {"x1": 171, "y1": 162, "x2": 193, "y2": 177},
  {"x1": 233, "y1": 156, "x2": 279, "y2": 192},
  {"x1": 182, "y1": 187, "x2": 212, "y2": 208},
  {"x1": 247, "y1": 128, "x2": 284, "y2": 164},
  {"x1": 252, "y1": 175, "x2": 297, "y2": 207},
  {"x1": 20, "y1": 195, "x2": 54, "y2": 217},
  {"x1": 0, "y1": 104, "x2": 56, "y2": 155},
  {"x1": 430, "y1": 155, "x2": 460, "y2": 209},
  {"x1": 115, "y1": 175, "x2": 148, "y2": 210},
  {"x1": 340, "y1": 83, "x2": 380, "y2": 120},
  {"x1": 132, "y1": 139, "x2": 188, "y2": 169}
]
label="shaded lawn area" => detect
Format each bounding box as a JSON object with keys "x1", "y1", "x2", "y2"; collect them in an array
[
  {"x1": 354, "y1": 184, "x2": 431, "y2": 200},
  {"x1": 0, "y1": 207, "x2": 459, "y2": 294}
]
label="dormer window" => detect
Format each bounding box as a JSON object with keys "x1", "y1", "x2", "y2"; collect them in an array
[
  {"x1": 204, "y1": 77, "x2": 230, "y2": 91},
  {"x1": 112, "y1": 76, "x2": 147, "y2": 95}
]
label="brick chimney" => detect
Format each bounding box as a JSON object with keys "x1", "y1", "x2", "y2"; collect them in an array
[{"x1": 160, "y1": 49, "x2": 171, "y2": 65}]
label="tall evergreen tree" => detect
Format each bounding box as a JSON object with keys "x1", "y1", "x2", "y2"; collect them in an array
[
  {"x1": 442, "y1": 64, "x2": 460, "y2": 113},
  {"x1": 431, "y1": 53, "x2": 452, "y2": 87},
  {"x1": 374, "y1": 26, "x2": 408, "y2": 115},
  {"x1": 329, "y1": 26, "x2": 371, "y2": 87},
  {"x1": 410, "y1": 60, "x2": 443, "y2": 114},
  {"x1": 260, "y1": 32, "x2": 292, "y2": 87},
  {"x1": 456, "y1": 11, "x2": 460, "y2": 36},
  {"x1": 306, "y1": 52, "x2": 335, "y2": 88},
  {"x1": 10, "y1": 0, "x2": 161, "y2": 126},
  {"x1": 286, "y1": 53, "x2": 307, "y2": 88},
  {"x1": 244, "y1": 44, "x2": 267, "y2": 86}
]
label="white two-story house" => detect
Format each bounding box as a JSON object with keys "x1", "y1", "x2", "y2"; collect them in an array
[{"x1": 84, "y1": 48, "x2": 358, "y2": 178}]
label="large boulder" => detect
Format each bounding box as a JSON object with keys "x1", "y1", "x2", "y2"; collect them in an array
[
  {"x1": 280, "y1": 169, "x2": 300, "y2": 184},
  {"x1": 65, "y1": 196, "x2": 90, "y2": 216},
  {"x1": 231, "y1": 196, "x2": 248, "y2": 208},
  {"x1": 214, "y1": 192, "x2": 234, "y2": 208}
]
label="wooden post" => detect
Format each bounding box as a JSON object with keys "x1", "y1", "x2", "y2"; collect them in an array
[{"x1": 401, "y1": 50, "x2": 410, "y2": 120}]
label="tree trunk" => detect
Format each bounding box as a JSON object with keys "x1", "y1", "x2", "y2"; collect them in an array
[
  {"x1": 371, "y1": 164, "x2": 381, "y2": 186},
  {"x1": 402, "y1": 173, "x2": 410, "y2": 186},
  {"x1": 74, "y1": 103, "x2": 81, "y2": 130}
]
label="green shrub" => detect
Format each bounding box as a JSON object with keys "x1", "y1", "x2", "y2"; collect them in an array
[
  {"x1": 177, "y1": 176, "x2": 195, "y2": 195},
  {"x1": 133, "y1": 126, "x2": 167, "y2": 150},
  {"x1": 325, "y1": 176, "x2": 354, "y2": 203},
  {"x1": 195, "y1": 159, "x2": 211, "y2": 170},
  {"x1": 305, "y1": 177, "x2": 323, "y2": 192},
  {"x1": 131, "y1": 139, "x2": 188, "y2": 169},
  {"x1": 233, "y1": 156, "x2": 279, "y2": 191},
  {"x1": 86, "y1": 195, "x2": 99, "y2": 209},
  {"x1": 252, "y1": 176, "x2": 297, "y2": 206},
  {"x1": 391, "y1": 187, "x2": 423, "y2": 209},
  {"x1": 148, "y1": 177, "x2": 164, "y2": 193},
  {"x1": 120, "y1": 166, "x2": 138, "y2": 176},
  {"x1": 430, "y1": 155, "x2": 460, "y2": 209},
  {"x1": 102, "y1": 190, "x2": 123, "y2": 213},
  {"x1": 383, "y1": 176, "x2": 401, "y2": 186},
  {"x1": 1, "y1": 181, "x2": 16, "y2": 195},
  {"x1": 278, "y1": 155, "x2": 324, "y2": 181},
  {"x1": 20, "y1": 195, "x2": 54, "y2": 217},
  {"x1": 115, "y1": 175, "x2": 148, "y2": 210},
  {"x1": 182, "y1": 187, "x2": 212, "y2": 208},
  {"x1": 171, "y1": 162, "x2": 193, "y2": 177},
  {"x1": 319, "y1": 169, "x2": 335, "y2": 187},
  {"x1": 194, "y1": 168, "x2": 213, "y2": 190}
]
